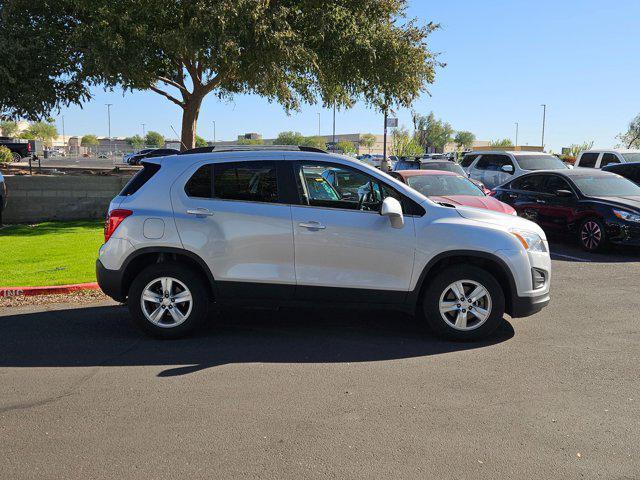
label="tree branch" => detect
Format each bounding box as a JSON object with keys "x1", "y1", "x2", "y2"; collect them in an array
[
  {"x1": 157, "y1": 76, "x2": 189, "y2": 94},
  {"x1": 148, "y1": 85, "x2": 185, "y2": 108}
]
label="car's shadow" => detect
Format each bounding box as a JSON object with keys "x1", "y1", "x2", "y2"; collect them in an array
[{"x1": 0, "y1": 304, "x2": 514, "y2": 377}]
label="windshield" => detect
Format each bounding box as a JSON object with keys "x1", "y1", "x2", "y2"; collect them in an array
[
  {"x1": 516, "y1": 155, "x2": 567, "y2": 171},
  {"x1": 622, "y1": 153, "x2": 640, "y2": 162},
  {"x1": 420, "y1": 162, "x2": 465, "y2": 175},
  {"x1": 407, "y1": 175, "x2": 484, "y2": 197},
  {"x1": 573, "y1": 175, "x2": 640, "y2": 197}
]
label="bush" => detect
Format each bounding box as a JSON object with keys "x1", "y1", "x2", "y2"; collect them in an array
[{"x1": 0, "y1": 145, "x2": 13, "y2": 164}]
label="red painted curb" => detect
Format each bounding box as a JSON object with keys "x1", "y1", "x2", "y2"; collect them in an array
[{"x1": 0, "y1": 282, "x2": 100, "y2": 297}]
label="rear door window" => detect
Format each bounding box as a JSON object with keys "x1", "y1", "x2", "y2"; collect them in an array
[
  {"x1": 600, "y1": 153, "x2": 619, "y2": 167},
  {"x1": 475, "y1": 154, "x2": 513, "y2": 171},
  {"x1": 578, "y1": 152, "x2": 599, "y2": 168},
  {"x1": 213, "y1": 161, "x2": 279, "y2": 203},
  {"x1": 511, "y1": 175, "x2": 546, "y2": 192},
  {"x1": 540, "y1": 175, "x2": 572, "y2": 195}
]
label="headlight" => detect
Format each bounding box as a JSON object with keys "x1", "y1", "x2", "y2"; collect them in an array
[
  {"x1": 613, "y1": 209, "x2": 640, "y2": 223},
  {"x1": 510, "y1": 229, "x2": 547, "y2": 252}
]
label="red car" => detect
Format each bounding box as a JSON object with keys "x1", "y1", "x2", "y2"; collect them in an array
[{"x1": 390, "y1": 170, "x2": 516, "y2": 215}]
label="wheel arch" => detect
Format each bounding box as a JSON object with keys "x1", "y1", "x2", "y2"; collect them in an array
[
  {"x1": 409, "y1": 250, "x2": 517, "y2": 316},
  {"x1": 120, "y1": 247, "x2": 216, "y2": 301}
]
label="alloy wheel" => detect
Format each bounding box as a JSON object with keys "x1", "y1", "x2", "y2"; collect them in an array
[
  {"x1": 438, "y1": 279, "x2": 492, "y2": 331},
  {"x1": 140, "y1": 277, "x2": 193, "y2": 328},
  {"x1": 581, "y1": 221, "x2": 602, "y2": 250}
]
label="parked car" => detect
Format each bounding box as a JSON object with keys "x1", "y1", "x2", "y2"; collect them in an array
[
  {"x1": 461, "y1": 150, "x2": 568, "y2": 189},
  {"x1": 0, "y1": 171, "x2": 6, "y2": 225},
  {"x1": 602, "y1": 162, "x2": 640, "y2": 185},
  {"x1": 127, "y1": 148, "x2": 179, "y2": 165},
  {"x1": 0, "y1": 139, "x2": 40, "y2": 162},
  {"x1": 97, "y1": 146, "x2": 550, "y2": 340},
  {"x1": 124, "y1": 148, "x2": 156, "y2": 164},
  {"x1": 390, "y1": 170, "x2": 515, "y2": 215},
  {"x1": 574, "y1": 149, "x2": 640, "y2": 169},
  {"x1": 492, "y1": 169, "x2": 640, "y2": 251},
  {"x1": 390, "y1": 159, "x2": 490, "y2": 193}
]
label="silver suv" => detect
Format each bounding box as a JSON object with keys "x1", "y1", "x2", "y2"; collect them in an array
[{"x1": 97, "y1": 147, "x2": 551, "y2": 340}]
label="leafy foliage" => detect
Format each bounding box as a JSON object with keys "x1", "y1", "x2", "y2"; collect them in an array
[
  {"x1": 274, "y1": 131, "x2": 306, "y2": 145},
  {"x1": 454, "y1": 131, "x2": 476, "y2": 149},
  {"x1": 19, "y1": 121, "x2": 58, "y2": 145},
  {"x1": 392, "y1": 127, "x2": 424, "y2": 157},
  {"x1": 568, "y1": 140, "x2": 594, "y2": 158},
  {"x1": 617, "y1": 114, "x2": 640, "y2": 149},
  {"x1": 301, "y1": 136, "x2": 326, "y2": 150},
  {"x1": 195, "y1": 135, "x2": 208, "y2": 147},
  {"x1": 0, "y1": 1, "x2": 441, "y2": 149},
  {"x1": 80, "y1": 134, "x2": 99, "y2": 147},
  {"x1": 126, "y1": 134, "x2": 144, "y2": 149},
  {"x1": 489, "y1": 138, "x2": 514, "y2": 147},
  {"x1": 412, "y1": 111, "x2": 454, "y2": 152},
  {"x1": 335, "y1": 140, "x2": 356, "y2": 155},
  {"x1": 0, "y1": 145, "x2": 13, "y2": 163},
  {"x1": 359, "y1": 133, "x2": 377, "y2": 153},
  {"x1": 0, "y1": 121, "x2": 19, "y2": 137},
  {"x1": 236, "y1": 137, "x2": 264, "y2": 145},
  {"x1": 145, "y1": 131, "x2": 164, "y2": 148}
]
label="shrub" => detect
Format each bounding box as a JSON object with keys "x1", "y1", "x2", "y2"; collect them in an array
[{"x1": 0, "y1": 145, "x2": 13, "y2": 164}]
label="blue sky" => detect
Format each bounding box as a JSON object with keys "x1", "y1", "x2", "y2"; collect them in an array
[{"x1": 56, "y1": 0, "x2": 640, "y2": 152}]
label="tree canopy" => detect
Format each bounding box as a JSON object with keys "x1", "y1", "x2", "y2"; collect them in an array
[
  {"x1": 359, "y1": 133, "x2": 377, "y2": 153},
  {"x1": 0, "y1": 121, "x2": 19, "y2": 137},
  {"x1": 412, "y1": 112, "x2": 454, "y2": 152},
  {"x1": 617, "y1": 114, "x2": 640, "y2": 149},
  {"x1": 489, "y1": 138, "x2": 513, "y2": 147},
  {"x1": 0, "y1": 0, "x2": 441, "y2": 150},
  {"x1": 335, "y1": 140, "x2": 356, "y2": 155},
  {"x1": 126, "y1": 135, "x2": 144, "y2": 149},
  {"x1": 392, "y1": 127, "x2": 424, "y2": 157},
  {"x1": 20, "y1": 121, "x2": 58, "y2": 145},
  {"x1": 195, "y1": 135, "x2": 208, "y2": 148},
  {"x1": 274, "y1": 131, "x2": 306, "y2": 146},
  {"x1": 145, "y1": 131, "x2": 165, "y2": 148},
  {"x1": 454, "y1": 131, "x2": 476, "y2": 150},
  {"x1": 81, "y1": 134, "x2": 99, "y2": 147}
]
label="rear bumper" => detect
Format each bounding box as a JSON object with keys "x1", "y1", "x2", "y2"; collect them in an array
[
  {"x1": 510, "y1": 291, "x2": 550, "y2": 318},
  {"x1": 96, "y1": 259, "x2": 126, "y2": 302}
]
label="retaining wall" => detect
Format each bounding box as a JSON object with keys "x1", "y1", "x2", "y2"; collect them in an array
[{"x1": 2, "y1": 174, "x2": 134, "y2": 224}]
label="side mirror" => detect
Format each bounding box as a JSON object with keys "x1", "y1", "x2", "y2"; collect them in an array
[
  {"x1": 380, "y1": 197, "x2": 404, "y2": 229},
  {"x1": 556, "y1": 189, "x2": 573, "y2": 197},
  {"x1": 501, "y1": 164, "x2": 514, "y2": 174}
]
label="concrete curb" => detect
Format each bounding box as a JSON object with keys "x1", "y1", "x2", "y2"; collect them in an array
[{"x1": 0, "y1": 282, "x2": 100, "y2": 297}]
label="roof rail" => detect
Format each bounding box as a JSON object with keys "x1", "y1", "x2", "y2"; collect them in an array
[{"x1": 178, "y1": 145, "x2": 327, "y2": 155}]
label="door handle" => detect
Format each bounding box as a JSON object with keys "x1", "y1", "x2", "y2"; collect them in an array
[
  {"x1": 536, "y1": 199, "x2": 546, "y2": 204},
  {"x1": 186, "y1": 208, "x2": 214, "y2": 217},
  {"x1": 508, "y1": 194, "x2": 518, "y2": 199},
  {"x1": 298, "y1": 221, "x2": 326, "y2": 230}
]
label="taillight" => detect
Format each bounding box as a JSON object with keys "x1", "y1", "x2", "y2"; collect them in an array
[
  {"x1": 104, "y1": 209, "x2": 132, "y2": 242},
  {"x1": 27, "y1": 142, "x2": 31, "y2": 153}
]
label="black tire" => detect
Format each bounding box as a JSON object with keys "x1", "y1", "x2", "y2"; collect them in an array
[
  {"x1": 127, "y1": 262, "x2": 209, "y2": 339},
  {"x1": 579, "y1": 218, "x2": 607, "y2": 252},
  {"x1": 11, "y1": 152, "x2": 21, "y2": 163},
  {"x1": 421, "y1": 265, "x2": 505, "y2": 341}
]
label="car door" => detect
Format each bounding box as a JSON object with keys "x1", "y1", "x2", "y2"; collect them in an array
[
  {"x1": 599, "y1": 153, "x2": 620, "y2": 168},
  {"x1": 289, "y1": 160, "x2": 416, "y2": 300},
  {"x1": 171, "y1": 159, "x2": 296, "y2": 299},
  {"x1": 506, "y1": 174, "x2": 547, "y2": 223},
  {"x1": 535, "y1": 174, "x2": 578, "y2": 232},
  {"x1": 471, "y1": 154, "x2": 514, "y2": 189}
]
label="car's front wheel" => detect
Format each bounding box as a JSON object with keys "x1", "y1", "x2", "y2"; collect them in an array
[
  {"x1": 127, "y1": 263, "x2": 209, "y2": 338},
  {"x1": 422, "y1": 265, "x2": 505, "y2": 341},
  {"x1": 579, "y1": 218, "x2": 607, "y2": 252},
  {"x1": 11, "y1": 152, "x2": 21, "y2": 163}
]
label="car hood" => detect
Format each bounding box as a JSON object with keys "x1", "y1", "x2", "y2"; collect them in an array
[
  {"x1": 454, "y1": 205, "x2": 545, "y2": 237},
  {"x1": 429, "y1": 195, "x2": 515, "y2": 214},
  {"x1": 589, "y1": 196, "x2": 640, "y2": 212}
]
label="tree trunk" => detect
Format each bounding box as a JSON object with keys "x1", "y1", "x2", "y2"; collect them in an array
[{"x1": 180, "y1": 94, "x2": 204, "y2": 151}]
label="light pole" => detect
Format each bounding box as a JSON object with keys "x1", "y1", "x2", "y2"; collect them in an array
[
  {"x1": 142, "y1": 123, "x2": 146, "y2": 137},
  {"x1": 213, "y1": 121, "x2": 216, "y2": 144},
  {"x1": 515, "y1": 122, "x2": 519, "y2": 147},
  {"x1": 332, "y1": 103, "x2": 336, "y2": 146},
  {"x1": 61, "y1": 116, "x2": 66, "y2": 154},
  {"x1": 540, "y1": 104, "x2": 547, "y2": 149},
  {"x1": 106, "y1": 103, "x2": 113, "y2": 156},
  {"x1": 317, "y1": 112, "x2": 321, "y2": 137}
]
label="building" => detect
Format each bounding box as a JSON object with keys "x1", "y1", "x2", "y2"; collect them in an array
[{"x1": 443, "y1": 140, "x2": 490, "y2": 153}]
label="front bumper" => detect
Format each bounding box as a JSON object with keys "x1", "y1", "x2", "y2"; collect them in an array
[
  {"x1": 96, "y1": 259, "x2": 126, "y2": 302},
  {"x1": 510, "y1": 291, "x2": 550, "y2": 318},
  {"x1": 607, "y1": 220, "x2": 640, "y2": 247}
]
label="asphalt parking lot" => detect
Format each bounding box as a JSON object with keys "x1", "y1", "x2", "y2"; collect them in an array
[{"x1": 1, "y1": 241, "x2": 638, "y2": 479}]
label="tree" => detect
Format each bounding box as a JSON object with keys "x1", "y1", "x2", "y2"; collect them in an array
[
  {"x1": 81, "y1": 134, "x2": 99, "y2": 153},
  {"x1": 1, "y1": 1, "x2": 441, "y2": 150},
  {"x1": 20, "y1": 121, "x2": 58, "y2": 146},
  {"x1": 489, "y1": 138, "x2": 513, "y2": 147},
  {"x1": 568, "y1": 140, "x2": 594, "y2": 158},
  {"x1": 359, "y1": 133, "x2": 377, "y2": 154},
  {"x1": 301, "y1": 136, "x2": 326, "y2": 150},
  {"x1": 454, "y1": 131, "x2": 475, "y2": 150},
  {"x1": 335, "y1": 140, "x2": 356, "y2": 155},
  {"x1": 274, "y1": 131, "x2": 306, "y2": 145},
  {"x1": 0, "y1": 121, "x2": 19, "y2": 137},
  {"x1": 236, "y1": 137, "x2": 264, "y2": 145},
  {"x1": 195, "y1": 135, "x2": 208, "y2": 147},
  {"x1": 617, "y1": 114, "x2": 640, "y2": 149},
  {"x1": 126, "y1": 134, "x2": 144, "y2": 149},
  {"x1": 392, "y1": 127, "x2": 424, "y2": 157},
  {"x1": 145, "y1": 131, "x2": 164, "y2": 148},
  {"x1": 412, "y1": 112, "x2": 454, "y2": 152}
]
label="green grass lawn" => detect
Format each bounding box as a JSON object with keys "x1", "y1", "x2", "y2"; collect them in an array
[{"x1": 0, "y1": 220, "x2": 104, "y2": 287}]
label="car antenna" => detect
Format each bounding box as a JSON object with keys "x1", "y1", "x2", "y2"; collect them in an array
[{"x1": 170, "y1": 125, "x2": 188, "y2": 151}]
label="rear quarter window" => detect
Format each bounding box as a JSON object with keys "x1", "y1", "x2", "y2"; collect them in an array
[
  {"x1": 120, "y1": 163, "x2": 161, "y2": 196},
  {"x1": 577, "y1": 152, "x2": 599, "y2": 168}
]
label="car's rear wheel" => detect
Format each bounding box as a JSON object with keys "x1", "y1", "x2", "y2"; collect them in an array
[
  {"x1": 579, "y1": 218, "x2": 607, "y2": 252},
  {"x1": 127, "y1": 263, "x2": 209, "y2": 338},
  {"x1": 11, "y1": 152, "x2": 21, "y2": 163},
  {"x1": 422, "y1": 265, "x2": 505, "y2": 341}
]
